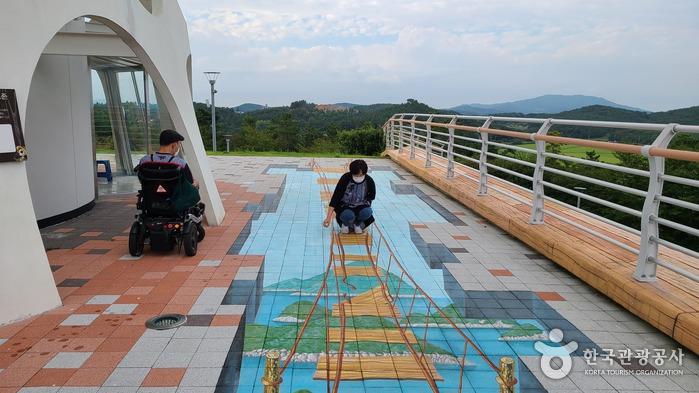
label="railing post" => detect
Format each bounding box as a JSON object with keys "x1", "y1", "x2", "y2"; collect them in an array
[
  {"x1": 529, "y1": 119, "x2": 552, "y2": 224},
  {"x1": 635, "y1": 124, "x2": 677, "y2": 282},
  {"x1": 384, "y1": 121, "x2": 390, "y2": 151},
  {"x1": 478, "y1": 117, "x2": 494, "y2": 195},
  {"x1": 409, "y1": 115, "x2": 417, "y2": 159},
  {"x1": 425, "y1": 115, "x2": 434, "y2": 168},
  {"x1": 261, "y1": 350, "x2": 282, "y2": 393},
  {"x1": 398, "y1": 115, "x2": 405, "y2": 153},
  {"x1": 446, "y1": 117, "x2": 457, "y2": 178},
  {"x1": 496, "y1": 356, "x2": 516, "y2": 393}
]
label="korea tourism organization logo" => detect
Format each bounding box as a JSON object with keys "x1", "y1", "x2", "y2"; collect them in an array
[
  {"x1": 535, "y1": 328, "x2": 686, "y2": 379},
  {"x1": 534, "y1": 328, "x2": 578, "y2": 379}
]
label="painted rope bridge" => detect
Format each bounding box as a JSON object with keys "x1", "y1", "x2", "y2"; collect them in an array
[{"x1": 261, "y1": 160, "x2": 517, "y2": 393}]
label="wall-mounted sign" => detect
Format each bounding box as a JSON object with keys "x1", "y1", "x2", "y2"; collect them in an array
[{"x1": 0, "y1": 89, "x2": 27, "y2": 162}]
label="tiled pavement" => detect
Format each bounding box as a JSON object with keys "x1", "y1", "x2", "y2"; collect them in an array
[{"x1": 0, "y1": 156, "x2": 697, "y2": 392}]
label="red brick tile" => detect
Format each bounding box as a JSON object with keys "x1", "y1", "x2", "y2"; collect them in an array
[
  {"x1": 6, "y1": 351, "x2": 54, "y2": 370},
  {"x1": 0, "y1": 387, "x2": 20, "y2": 393},
  {"x1": 0, "y1": 353, "x2": 15, "y2": 368},
  {"x1": 25, "y1": 368, "x2": 76, "y2": 386},
  {"x1": 97, "y1": 337, "x2": 137, "y2": 352},
  {"x1": 453, "y1": 235, "x2": 471, "y2": 240},
  {"x1": 488, "y1": 269, "x2": 513, "y2": 277},
  {"x1": 161, "y1": 304, "x2": 191, "y2": 314},
  {"x1": 65, "y1": 367, "x2": 112, "y2": 386},
  {"x1": 536, "y1": 291, "x2": 566, "y2": 301},
  {"x1": 44, "y1": 326, "x2": 86, "y2": 339},
  {"x1": 0, "y1": 368, "x2": 37, "y2": 387},
  {"x1": 411, "y1": 223, "x2": 428, "y2": 228},
  {"x1": 211, "y1": 315, "x2": 241, "y2": 326},
  {"x1": 80, "y1": 324, "x2": 118, "y2": 339},
  {"x1": 28, "y1": 314, "x2": 66, "y2": 327},
  {"x1": 14, "y1": 324, "x2": 56, "y2": 338},
  {"x1": 133, "y1": 303, "x2": 166, "y2": 316},
  {"x1": 141, "y1": 368, "x2": 186, "y2": 387},
  {"x1": 80, "y1": 231, "x2": 103, "y2": 237},
  {"x1": 0, "y1": 337, "x2": 39, "y2": 356},
  {"x1": 124, "y1": 286, "x2": 154, "y2": 295},
  {"x1": 110, "y1": 325, "x2": 145, "y2": 338},
  {"x1": 74, "y1": 305, "x2": 108, "y2": 314}
]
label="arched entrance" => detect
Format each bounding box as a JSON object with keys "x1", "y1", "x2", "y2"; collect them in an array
[{"x1": 0, "y1": 0, "x2": 224, "y2": 325}]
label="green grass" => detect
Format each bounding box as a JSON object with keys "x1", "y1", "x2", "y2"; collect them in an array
[
  {"x1": 518, "y1": 143, "x2": 620, "y2": 164},
  {"x1": 95, "y1": 148, "x2": 378, "y2": 159},
  {"x1": 206, "y1": 150, "x2": 377, "y2": 158}
]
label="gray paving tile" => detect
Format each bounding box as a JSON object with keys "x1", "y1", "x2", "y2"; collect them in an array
[
  {"x1": 58, "y1": 388, "x2": 100, "y2": 393},
  {"x1": 130, "y1": 337, "x2": 170, "y2": 352},
  {"x1": 103, "y1": 367, "x2": 150, "y2": 387},
  {"x1": 136, "y1": 389, "x2": 177, "y2": 393},
  {"x1": 98, "y1": 388, "x2": 139, "y2": 393},
  {"x1": 104, "y1": 303, "x2": 138, "y2": 314},
  {"x1": 44, "y1": 351, "x2": 92, "y2": 368},
  {"x1": 187, "y1": 305, "x2": 218, "y2": 315},
  {"x1": 175, "y1": 388, "x2": 216, "y2": 393},
  {"x1": 18, "y1": 388, "x2": 60, "y2": 393},
  {"x1": 179, "y1": 368, "x2": 222, "y2": 387},
  {"x1": 198, "y1": 259, "x2": 221, "y2": 267},
  {"x1": 203, "y1": 326, "x2": 237, "y2": 338},
  {"x1": 163, "y1": 338, "x2": 201, "y2": 353},
  {"x1": 153, "y1": 351, "x2": 194, "y2": 368},
  {"x1": 216, "y1": 305, "x2": 245, "y2": 315},
  {"x1": 117, "y1": 351, "x2": 161, "y2": 368},
  {"x1": 60, "y1": 314, "x2": 99, "y2": 326},
  {"x1": 197, "y1": 338, "x2": 234, "y2": 352},
  {"x1": 188, "y1": 351, "x2": 228, "y2": 368},
  {"x1": 86, "y1": 295, "x2": 120, "y2": 305},
  {"x1": 173, "y1": 326, "x2": 208, "y2": 339}
]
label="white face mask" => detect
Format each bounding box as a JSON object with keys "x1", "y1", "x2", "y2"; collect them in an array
[{"x1": 352, "y1": 175, "x2": 365, "y2": 183}]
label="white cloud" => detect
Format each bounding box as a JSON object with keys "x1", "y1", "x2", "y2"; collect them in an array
[{"x1": 180, "y1": 0, "x2": 699, "y2": 111}]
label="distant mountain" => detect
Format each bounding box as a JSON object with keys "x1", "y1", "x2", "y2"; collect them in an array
[
  {"x1": 492, "y1": 105, "x2": 699, "y2": 144},
  {"x1": 449, "y1": 95, "x2": 647, "y2": 115},
  {"x1": 234, "y1": 103, "x2": 267, "y2": 113}
]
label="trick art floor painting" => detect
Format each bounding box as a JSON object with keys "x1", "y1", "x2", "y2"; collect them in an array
[{"x1": 1, "y1": 157, "x2": 695, "y2": 393}]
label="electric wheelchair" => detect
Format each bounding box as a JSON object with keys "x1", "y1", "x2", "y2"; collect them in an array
[{"x1": 128, "y1": 161, "x2": 205, "y2": 257}]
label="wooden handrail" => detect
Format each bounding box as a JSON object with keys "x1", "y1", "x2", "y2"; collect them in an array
[{"x1": 393, "y1": 119, "x2": 699, "y2": 162}]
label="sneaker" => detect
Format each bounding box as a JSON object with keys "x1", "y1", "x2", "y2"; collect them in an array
[
  {"x1": 354, "y1": 225, "x2": 364, "y2": 234},
  {"x1": 340, "y1": 225, "x2": 350, "y2": 234}
]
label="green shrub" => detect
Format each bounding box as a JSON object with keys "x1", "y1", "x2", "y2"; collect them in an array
[{"x1": 337, "y1": 127, "x2": 385, "y2": 156}]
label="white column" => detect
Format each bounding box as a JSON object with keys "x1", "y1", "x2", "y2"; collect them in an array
[{"x1": 0, "y1": 163, "x2": 61, "y2": 324}]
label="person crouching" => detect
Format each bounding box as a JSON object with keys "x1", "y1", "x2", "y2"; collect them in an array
[{"x1": 323, "y1": 159, "x2": 376, "y2": 234}]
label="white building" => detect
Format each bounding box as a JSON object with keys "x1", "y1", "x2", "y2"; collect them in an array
[{"x1": 0, "y1": 0, "x2": 225, "y2": 325}]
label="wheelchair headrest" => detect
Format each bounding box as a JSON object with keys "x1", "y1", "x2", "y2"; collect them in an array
[{"x1": 137, "y1": 162, "x2": 182, "y2": 182}]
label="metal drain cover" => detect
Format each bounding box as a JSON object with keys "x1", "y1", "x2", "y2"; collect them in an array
[{"x1": 145, "y1": 314, "x2": 187, "y2": 330}]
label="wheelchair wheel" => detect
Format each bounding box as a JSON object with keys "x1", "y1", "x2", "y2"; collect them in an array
[
  {"x1": 128, "y1": 221, "x2": 145, "y2": 256},
  {"x1": 197, "y1": 224, "x2": 206, "y2": 242},
  {"x1": 183, "y1": 222, "x2": 198, "y2": 257}
]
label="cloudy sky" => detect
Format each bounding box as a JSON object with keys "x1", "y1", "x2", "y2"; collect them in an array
[{"x1": 179, "y1": 0, "x2": 698, "y2": 112}]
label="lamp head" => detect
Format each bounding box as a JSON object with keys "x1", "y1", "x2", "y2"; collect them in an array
[{"x1": 204, "y1": 71, "x2": 221, "y2": 82}]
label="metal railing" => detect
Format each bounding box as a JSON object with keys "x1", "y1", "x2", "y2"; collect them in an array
[{"x1": 383, "y1": 113, "x2": 699, "y2": 283}]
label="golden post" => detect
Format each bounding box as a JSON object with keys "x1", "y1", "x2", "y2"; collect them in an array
[
  {"x1": 261, "y1": 351, "x2": 283, "y2": 393},
  {"x1": 496, "y1": 356, "x2": 516, "y2": 393}
]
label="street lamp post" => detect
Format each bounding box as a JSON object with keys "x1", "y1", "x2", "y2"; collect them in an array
[{"x1": 204, "y1": 72, "x2": 221, "y2": 152}]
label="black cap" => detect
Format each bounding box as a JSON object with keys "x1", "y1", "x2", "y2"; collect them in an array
[{"x1": 159, "y1": 129, "x2": 185, "y2": 146}]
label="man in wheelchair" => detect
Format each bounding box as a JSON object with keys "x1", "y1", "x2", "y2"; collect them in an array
[{"x1": 128, "y1": 130, "x2": 205, "y2": 257}]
